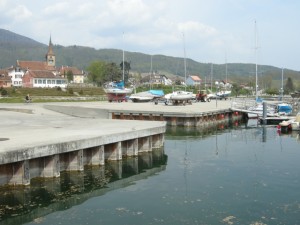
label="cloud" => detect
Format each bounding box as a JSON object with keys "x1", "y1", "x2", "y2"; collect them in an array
[{"x1": 6, "y1": 4, "x2": 32, "y2": 21}]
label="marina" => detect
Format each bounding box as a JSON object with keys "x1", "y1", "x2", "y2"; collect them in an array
[
  {"x1": 0, "y1": 100, "x2": 244, "y2": 186},
  {"x1": 0, "y1": 120, "x2": 300, "y2": 225}
]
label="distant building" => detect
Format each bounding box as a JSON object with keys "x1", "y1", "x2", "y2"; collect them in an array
[
  {"x1": 22, "y1": 70, "x2": 66, "y2": 88},
  {"x1": 0, "y1": 69, "x2": 11, "y2": 88},
  {"x1": 141, "y1": 73, "x2": 173, "y2": 86},
  {"x1": 186, "y1": 75, "x2": 201, "y2": 86},
  {"x1": 59, "y1": 66, "x2": 85, "y2": 84}
]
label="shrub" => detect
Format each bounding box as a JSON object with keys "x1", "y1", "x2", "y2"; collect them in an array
[
  {"x1": 68, "y1": 88, "x2": 74, "y2": 94},
  {"x1": 0, "y1": 88, "x2": 8, "y2": 96}
]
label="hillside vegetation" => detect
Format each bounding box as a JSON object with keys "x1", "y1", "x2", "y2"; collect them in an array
[{"x1": 0, "y1": 28, "x2": 299, "y2": 89}]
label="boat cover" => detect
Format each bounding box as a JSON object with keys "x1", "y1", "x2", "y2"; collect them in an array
[{"x1": 148, "y1": 90, "x2": 164, "y2": 96}]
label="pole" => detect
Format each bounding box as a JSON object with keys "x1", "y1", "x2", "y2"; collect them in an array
[
  {"x1": 281, "y1": 68, "x2": 284, "y2": 101},
  {"x1": 122, "y1": 32, "x2": 125, "y2": 83},
  {"x1": 255, "y1": 20, "x2": 258, "y2": 101},
  {"x1": 183, "y1": 33, "x2": 187, "y2": 91}
]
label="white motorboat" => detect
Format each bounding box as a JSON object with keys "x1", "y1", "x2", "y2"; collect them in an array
[
  {"x1": 129, "y1": 90, "x2": 164, "y2": 102},
  {"x1": 247, "y1": 103, "x2": 276, "y2": 118}
]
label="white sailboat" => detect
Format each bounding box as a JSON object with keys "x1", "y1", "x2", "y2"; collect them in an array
[
  {"x1": 129, "y1": 55, "x2": 164, "y2": 102},
  {"x1": 164, "y1": 33, "x2": 194, "y2": 105},
  {"x1": 104, "y1": 34, "x2": 132, "y2": 102}
]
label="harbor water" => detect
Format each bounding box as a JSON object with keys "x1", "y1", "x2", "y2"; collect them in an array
[{"x1": 1, "y1": 120, "x2": 300, "y2": 225}]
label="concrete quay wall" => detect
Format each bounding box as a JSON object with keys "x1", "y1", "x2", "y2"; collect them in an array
[{"x1": 0, "y1": 103, "x2": 166, "y2": 186}]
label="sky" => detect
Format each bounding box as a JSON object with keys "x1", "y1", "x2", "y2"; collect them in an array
[{"x1": 1, "y1": 0, "x2": 300, "y2": 71}]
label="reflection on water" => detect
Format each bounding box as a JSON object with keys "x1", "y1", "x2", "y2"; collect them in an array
[
  {"x1": 1, "y1": 120, "x2": 300, "y2": 225},
  {"x1": 0, "y1": 149, "x2": 167, "y2": 225}
]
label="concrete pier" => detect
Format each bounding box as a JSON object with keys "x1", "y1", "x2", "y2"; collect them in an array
[
  {"x1": 0, "y1": 103, "x2": 166, "y2": 186},
  {"x1": 0, "y1": 100, "x2": 244, "y2": 186}
]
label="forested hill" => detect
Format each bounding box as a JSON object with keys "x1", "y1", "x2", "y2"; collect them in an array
[{"x1": 0, "y1": 28, "x2": 299, "y2": 84}]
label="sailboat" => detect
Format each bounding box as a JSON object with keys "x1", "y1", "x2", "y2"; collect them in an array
[
  {"x1": 164, "y1": 33, "x2": 194, "y2": 105},
  {"x1": 104, "y1": 35, "x2": 133, "y2": 102},
  {"x1": 129, "y1": 55, "x2": 165, "y2": 102},
  {"x1": 246, "y1": 24, "x2": 292, "y2": 118}
]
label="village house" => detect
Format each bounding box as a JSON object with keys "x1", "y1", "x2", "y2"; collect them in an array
[
  {"x1": 141, "y1": 73, "x2": 173, "y2": 86},
  {"x1": 59, "y1": 66, "x2": 85, "y2": 84},
  {"x1": 0, "y1": 69, "x2": 11, "y2": 88},
  {"x1": 5, "y1": 36, "x2": 83, "y2": 88},
  {"x1": 22, "y1": 70, "x2": 66, "y2": 88},
  {"x1": 186, "y1": 75, "x2": 201, "y2": 86}
]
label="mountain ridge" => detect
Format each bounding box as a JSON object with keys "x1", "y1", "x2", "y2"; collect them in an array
[{"x1": 0, "y1": 28, "x2": 299, "y2": 87}]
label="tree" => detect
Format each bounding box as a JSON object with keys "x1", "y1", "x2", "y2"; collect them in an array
[
  {"x1": 66, "y1": 70, "x2": 73, "y2": 83},
  {"x1": 106, "y1": 63, "x2": 122, "y2": 82},
  {"x1": 86, "y1": 61, "x2": 107, "y2": 87},
  {"x1": 231, "y1": 83, "x2": 241, "y2": 97},
  {"x1": 120, "y1": 61, "x2": 131, "y2": 83},
  {"x1": 87, "y1": 61, "x2": 122, "y2": 87},
  {"x1": 285, "y1": 77, "x2": 294, "y2": 94}
]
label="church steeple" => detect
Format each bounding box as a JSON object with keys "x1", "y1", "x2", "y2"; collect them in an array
[{"x1": 46, "y1": 35, "x2": 55, "y2": 66}]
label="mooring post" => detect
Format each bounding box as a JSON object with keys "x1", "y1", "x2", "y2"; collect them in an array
[{"x1": 262, "y1": 102, "x2": 267, "y2": 125}]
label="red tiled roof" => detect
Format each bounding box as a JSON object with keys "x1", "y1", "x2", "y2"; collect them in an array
[
  {"x1": 0, "y1": 69, "x2": 8, "y2": 76},
  {"x1": 59, "y1": 66, "x2": 83, "y2": 75},
  {"x1": 26, "y1": 70, "x2": 56, "y2": 78},
  {"x1": 17, "y1": 61, "x2": 56, "y2": 71},
  {"x1": 190, "y1": 75, "x2": 201, "y2": 81}
]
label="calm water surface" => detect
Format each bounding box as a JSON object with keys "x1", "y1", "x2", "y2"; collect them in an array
[{"x1": 1, "y1": 120, "x2": 300, "y2": 225}]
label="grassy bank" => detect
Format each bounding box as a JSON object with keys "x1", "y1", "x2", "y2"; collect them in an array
[{"x1": 0, "y1": 87, "x2": 106, "y2": 103}]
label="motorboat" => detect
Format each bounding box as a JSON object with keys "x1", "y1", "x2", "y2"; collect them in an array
[
  {"x1": 129, "y1": 89, "x2": 164, "y2": 102},
  {"x1": 164, "y1": 91, "x2": 194, "y2": 105},
  {"x1": 216, "y1": 90, "x2": 231, "y2": 100},
  {"x1": 278, "y1": 112, "x2": 300, "y2": 132},
  {"x1": 104, "y1": 81, "x2": 132, "y2": 102},
  {"x1": 247, "y1": 103, "x2": 276, "y2": 118},
  {"x1": 277, "y1": 103, "x2": 293, "y2": 116}
]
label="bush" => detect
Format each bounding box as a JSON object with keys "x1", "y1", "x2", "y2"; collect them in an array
[
  {"x1": 0, "y1": 88, "x2": 8, "y2": 96},
  {"x1": 68, "y1": 88, "x2": 74, "y2": 94}
]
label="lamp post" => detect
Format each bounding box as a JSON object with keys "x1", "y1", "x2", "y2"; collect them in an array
[{"x1": 215, "y1": 81, "x2": 219, "y2": 108}]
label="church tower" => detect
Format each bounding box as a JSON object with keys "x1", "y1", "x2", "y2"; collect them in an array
[{"x1": 45, "y1": 36, "x2": 55, "y2": 67}]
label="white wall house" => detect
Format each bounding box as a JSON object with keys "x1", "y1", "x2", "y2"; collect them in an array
[
  {"x1": 22, "y1": 70, "x2": 67, "y2": 88},
  {"x1": 186, "y1": 75, "x2": 201, "y2": 86},
  {"x1": 7, "y1": 66, "x2": 24, "y2": 87}
]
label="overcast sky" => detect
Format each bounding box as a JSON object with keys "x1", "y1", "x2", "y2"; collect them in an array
[{"x1": 1, "y1": 0, "x2": 300, "y2": 71}]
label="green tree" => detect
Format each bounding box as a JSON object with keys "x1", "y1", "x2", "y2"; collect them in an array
[
  {"x1": 285, "y1": 77, "x2": 294, "y2": 94},
  {"x1": 120, "y1": 61, "x2": 131, "y2": 83},
  {"x1": 86, "y1": 61, "x2": 108, "y2": 87},
  {"x1": 106, "y1": 62, "x2": 122, "y2": 82},
  {"x1": 66, "y1": 70, "x2": 73, "y2": 83}
]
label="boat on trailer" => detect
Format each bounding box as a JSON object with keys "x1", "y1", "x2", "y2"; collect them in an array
[
  {"x1": 164, "y1": 91, "x2": 194, "y2": 105},
  {"x1": 104, "y1": 81, "x2": 132, "y2": 102},
  {"x1": 129, "y1": 89, "x2": 164, "y2": 103}
]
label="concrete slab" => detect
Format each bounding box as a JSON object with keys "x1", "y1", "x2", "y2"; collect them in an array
[{"x1": 0, "y1": 102, "x2": 167, "y2": 164}]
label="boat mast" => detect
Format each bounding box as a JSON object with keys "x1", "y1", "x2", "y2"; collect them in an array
[
  {"x1": 254, "y1": 20, "x2": 258, "y2": 101},
  {"x1": 150, "y1": 55, "x2": 153, "y2": 90},
  {"x1": 122, "y1": 32, "x2": 125, "y2": 83},
  {"x1": 210, "y1": 63, "x2": 213, "y2": 91},
  {"x1": 281, "y1": 67, "x2": 284, "y2": 100},
  {"x1": 183, "y1": 33, "x2": 187, "y2": 91}
]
